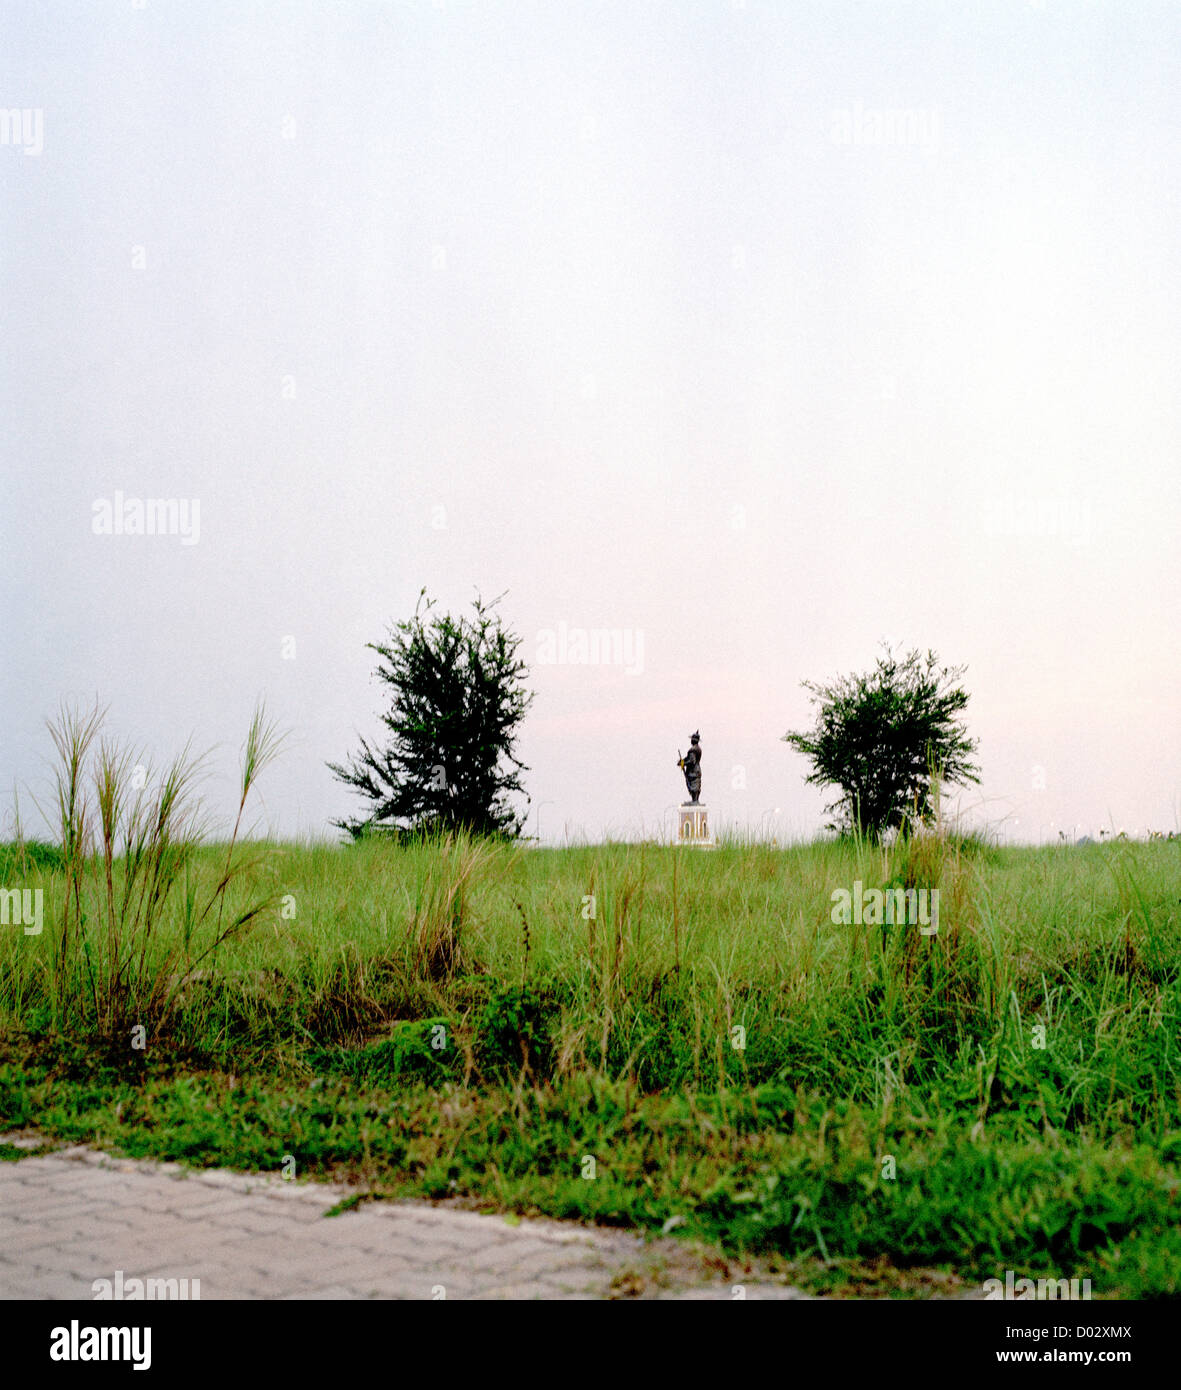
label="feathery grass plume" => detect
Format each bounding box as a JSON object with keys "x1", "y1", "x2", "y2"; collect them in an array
[
  {"x1": 410, "y1": 828, "x2": 498, "y2": 980},
  {"x1": 209, "y1": 700, "x2": 288, "y2": 936},
  {"x1": 93, "y1": 737, "x2": 133, "y2": 960},
  {"x1": 156, "y1": 700, "x2": 288, "y2": 1019},
  {"x1": 25, "y1": 699, "x2": 286, "y2": 1036},
  {"x1": 46, "y1": 699, "x2": 104, "y2": 980}
]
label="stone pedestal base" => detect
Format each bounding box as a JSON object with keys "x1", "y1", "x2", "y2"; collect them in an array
[{"x1": 677, "y1": 804, "x2": 716, "y2": 847}]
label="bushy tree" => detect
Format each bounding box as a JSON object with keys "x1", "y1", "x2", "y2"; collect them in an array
[
  {"x1": 328, "y1": 590, "x2": 534, "y2": 839},
  {"x1": 782, "y1": 645, "x2": 981, "y2": 837}
]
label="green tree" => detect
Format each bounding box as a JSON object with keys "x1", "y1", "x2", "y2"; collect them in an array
[
  {"x1": 782, "y1": 645, "x2": 981, "y2": 837},
  {"x1": 328, "y1": 590, "x2": 535, "y2": 839}
]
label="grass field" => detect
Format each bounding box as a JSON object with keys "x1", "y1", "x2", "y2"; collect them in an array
[{"x1": 2, "y1": 790, "x2": 1178, "y2": 1297}]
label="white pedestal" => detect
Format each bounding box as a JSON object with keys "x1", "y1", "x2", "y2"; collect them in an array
[{"x1": 677, "y1": 804, "x2": 715, "y2": 847}]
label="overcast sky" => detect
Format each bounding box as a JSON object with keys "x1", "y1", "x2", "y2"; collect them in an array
[{"x1": 3, "y1": 0, "x2": 1178, "y2": 845}]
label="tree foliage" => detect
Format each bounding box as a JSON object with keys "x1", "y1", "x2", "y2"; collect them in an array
[
  {"x1": 782, "y1": 645, "x2": 981, "y2": 837},
  {"x1": 328, "y1": 590, "x2": 534, "y2": 840}
]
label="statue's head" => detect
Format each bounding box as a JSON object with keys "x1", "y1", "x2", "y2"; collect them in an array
[{"x1": 690, "y1": 731, "x2": 700, "y2": 744}]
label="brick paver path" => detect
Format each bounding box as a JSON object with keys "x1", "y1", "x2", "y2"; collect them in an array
[{"x1": 0, "y1": 1133, "x2": 803, "y2": 1300}]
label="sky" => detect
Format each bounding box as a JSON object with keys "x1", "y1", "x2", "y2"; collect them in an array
[{"x1": 2, "y1": 0, "x2": 1178, "y2": 846}]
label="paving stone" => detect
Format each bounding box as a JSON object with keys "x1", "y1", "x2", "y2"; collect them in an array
[
  {"x1": 470, "y1": 1281, "x2": 572, "y2": 1300},
  {"x1": 281, "y1": 1284, "x2": 361, "y2": 1300},
  {"x1": 0, "y1": 1269, "x2": 98, "y2": 1300},
  {"x1": 198, "y1": 1206, "x2": 318, "y2": 1237},
  {"x1": 0, "y1": 1141, "x2": 806, "y2": 1301}
]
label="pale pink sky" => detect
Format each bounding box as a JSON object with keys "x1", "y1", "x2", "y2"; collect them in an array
[{"x1": 2, "y1": 1, "x2": 1178, "y2": 844}]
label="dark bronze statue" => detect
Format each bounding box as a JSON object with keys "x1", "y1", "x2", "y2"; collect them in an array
[{"x1": 677, "y1": 731, "x2": 702, "y2": 804}]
